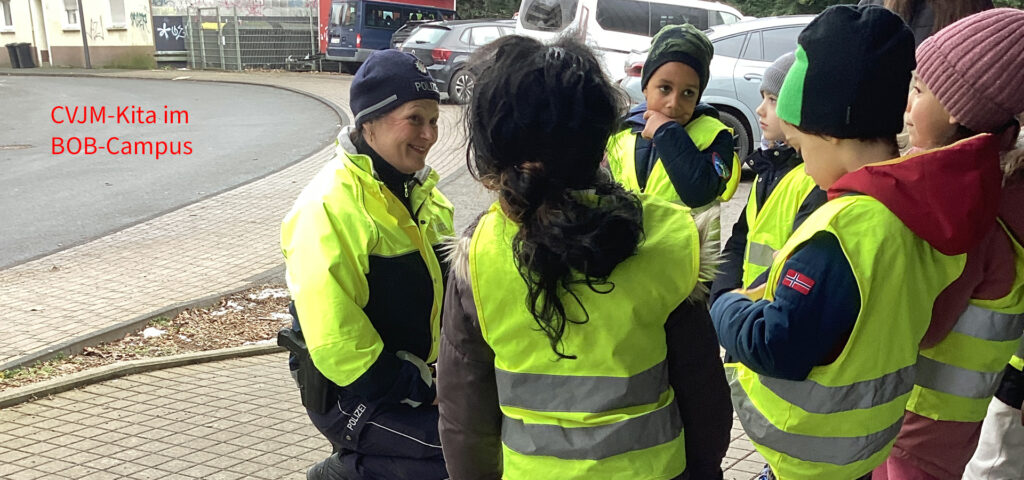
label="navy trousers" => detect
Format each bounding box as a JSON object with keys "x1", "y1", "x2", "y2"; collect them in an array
[{"x1": 307, "y1": 389, "x2": 448, "y2": 480}]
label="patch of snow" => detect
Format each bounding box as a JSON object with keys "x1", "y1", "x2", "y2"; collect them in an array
[
  {"x1": 243, "y1": 339, "x2": 276, "y2": 346},
  {"x1": 143, "y1": 327, "x2": 166, "y2": 338},
  {"x1": 270, "y1": 312, "x2": 292, "y2": 321},
  {"x1": 178, "y1": 335, "x2": 192, "y2": 342},
  {"x1": 249, "y1": 288, "x2": 291, "y2": 301}
]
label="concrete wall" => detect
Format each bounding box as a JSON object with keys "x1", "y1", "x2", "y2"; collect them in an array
[
  {"x1": 42, "y1": 0, "x2": 155, "y2": 67},
  {"x1": 151, "y1": 0, "x2": 317, "y2": 17}
]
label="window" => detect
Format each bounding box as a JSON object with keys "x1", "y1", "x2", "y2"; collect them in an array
[
  {"x1": 521, "y1": 0, "x2": 577, "y2": 32},
  {"x1": 468, "y1": 26, "x2": 501, "y2": 46},
  {"x1": 761, "y1": 27, "x2": 802, "y2": 62},
  {"x1": 407, "y1": 26, "x2": 447, "y2": 45},
  {"x1": 740, "y1": 31, "x2": 761, "y2": 60},
  {"x1": 712, "y1": 34, "x2": 746, "y2": 58},
  {"x1": 331, "y1": 2, "x2": 356, "y2": 26},
  {"x1": 63, "y1": 0, "x2": 79, "y2": 26},
  {"x1": 109, "y1": 0, "x2": 125, "y2": 26},
  {"x1": 596, "y1": 0, "x2": 708, "y2": 37},
  {"x1": 365, "y1": 4, "x2": 402, "y2": 30},
  {"x1": 1, "y1": 0, "x2": 13, "y2": 30}
]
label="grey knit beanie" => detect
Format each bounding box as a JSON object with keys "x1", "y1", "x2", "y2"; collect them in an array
[{"x1": 760, "y1": 52, "x2": 796, "y2": 96}]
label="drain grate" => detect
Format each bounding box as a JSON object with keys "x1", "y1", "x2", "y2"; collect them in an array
[{"x1": 0, "y1": 145, "x2": 32, "y2": 150}]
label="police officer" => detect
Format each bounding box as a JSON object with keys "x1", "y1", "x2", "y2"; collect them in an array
[{"x1": 281, "y1": 49, "x2": 452, "y2": 480}]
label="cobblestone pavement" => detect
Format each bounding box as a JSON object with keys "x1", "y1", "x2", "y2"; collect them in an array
[
  {"x1": 0, "y1": 68, "x2": 759, "y2": 479},
  {"x1": 0, "y1": 352, "x2": 766, "y2": 479}
]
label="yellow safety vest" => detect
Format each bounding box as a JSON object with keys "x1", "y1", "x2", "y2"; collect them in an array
[
  {"x1": 606, "y1": 114, "x2": 742, "y2": 207},
  {"x1": 741, "y1": 166, "x2": 819, "y2": 288},
  {"x1": 908, "y1": 220, "x2": 1024, "y2": 422},
  {"x1": 282, "y1": 136, "x2": 454, "y2": 387},
  {"x1": 469, "y1": 195, "x2": 700, "y2": 479},
  {"x1": 729, "y1": 195, "x2": 965, "y2": 480}
]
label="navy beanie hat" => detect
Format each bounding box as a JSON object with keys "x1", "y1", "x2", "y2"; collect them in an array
[{"x1": 350, "y1": 50, "x2": 440, "y2": 126}]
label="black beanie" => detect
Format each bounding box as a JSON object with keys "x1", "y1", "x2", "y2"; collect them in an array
[
  {"x1": 776, "y1": 5, "x2": 915, "y2": 139},
  {"x1": 350, "y1": 50, "x2": 440, "y2": 126},
  {"x1": 641, "y1": 24, "x2": 713, "y2": 96}
]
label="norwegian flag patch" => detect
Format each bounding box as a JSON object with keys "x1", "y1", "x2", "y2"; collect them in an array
[{"x1": 782, "y1": 269, "x2": 815, "y2": 295}]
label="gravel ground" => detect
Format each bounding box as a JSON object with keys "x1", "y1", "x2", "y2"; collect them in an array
[{"x1": 0, "y1": 284, "x2": 292, "y2": 391}]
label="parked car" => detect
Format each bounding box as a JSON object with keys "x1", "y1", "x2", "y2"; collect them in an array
[
  {"x1": 516, "y1": 0, "x2": 744, "y2": 82},
  {"x1": 619, "y1": 15, "x2": 815, "y2": 159},
  {"x1": 400, "y1": 19, "x2": 516, "y2": 104},
  {"x1": 392, "y1": 20, "x2": 434, "y2": 48}
]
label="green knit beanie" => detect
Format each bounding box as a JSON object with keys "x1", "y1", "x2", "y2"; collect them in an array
[{"x1": 641, "y1": 24, "x2": 713, "y2": 97}]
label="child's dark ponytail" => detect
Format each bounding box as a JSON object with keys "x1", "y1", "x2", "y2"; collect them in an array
[{"x1": 465, "y1": 35, "x2": 642, "y2": 359}]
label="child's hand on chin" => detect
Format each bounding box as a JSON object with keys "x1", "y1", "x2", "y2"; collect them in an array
[{"x1": 642, "y1": 110, "x2": 673, "y2": 140}]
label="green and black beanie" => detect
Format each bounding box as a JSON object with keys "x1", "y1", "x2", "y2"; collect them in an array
[
  {"x1": 642, "y1": 24, "x2": 714, "y2": 97},
  {"x1": 777, "y1": 5, "x2": 915, "y2": 139}
]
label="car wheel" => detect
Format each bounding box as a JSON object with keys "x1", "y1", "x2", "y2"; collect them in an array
[
  {"x1": 718, "y1": 109, "x2": 752, "y2": 160},
  {"x1": 449, "y1": 70, "x2": 475, "y2": 105}
]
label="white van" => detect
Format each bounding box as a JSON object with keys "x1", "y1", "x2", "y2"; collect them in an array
[{"x1": 515, "y1": 0, "x2": 743, "y2": 81}]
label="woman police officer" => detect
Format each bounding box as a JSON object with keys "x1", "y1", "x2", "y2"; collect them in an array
[{"x1": 281, "y1": 50, "x2": 453, "y2": 480}]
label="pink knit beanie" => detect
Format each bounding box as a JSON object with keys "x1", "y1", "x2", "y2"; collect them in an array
[{"x1": 916, "y1": 8, "x2": 1024, "y2": 133}]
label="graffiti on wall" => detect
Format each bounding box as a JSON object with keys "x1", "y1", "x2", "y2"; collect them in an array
[
  {"x1": 130, "y1": 12, "x2": 150, "y2": 32},
  {"x1": 89, "y1": 17, "x2": 105, "y2": 41},
  {"x1": 157, "y1": 22, "x2": 186, "y2": 40}
]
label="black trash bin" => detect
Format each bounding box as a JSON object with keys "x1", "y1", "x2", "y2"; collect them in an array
[
  {"x1": 5, "y1": 43, "x2": 20, "y2": 68},
  {"x1": 14, "y1": 43, "x2": 35, "y2": 68}
]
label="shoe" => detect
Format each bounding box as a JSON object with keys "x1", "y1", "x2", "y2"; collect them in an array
[
  {"x1": 755, "y1": 465, "x2": 775, "y2": 480},
  {"x1": 306, "y1": 452, "x2": 350, "y2": 480}
]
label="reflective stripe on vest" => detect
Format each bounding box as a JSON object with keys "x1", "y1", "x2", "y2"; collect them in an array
[
  {"x1": 742, "y1": 166, "x2": 819, "y2": 288},
  {"x1": 470, "y1": 196, "x2": 699, "y2": 478},
  {"x1": 730, "y1": 195, "x2": 965, "y2": 480},
  {"x1": 495, "y1": 360, "x2": 667, "y2": 412},
  {"x1": 908, "y1": 220, "x2": 1024, "y2": 422},
  {"x1": 501, "y1": 401, "x2": 683, "y2": 460},
  {"x1": 730, "y1": 373, "x2": 903, "y2": 465}
]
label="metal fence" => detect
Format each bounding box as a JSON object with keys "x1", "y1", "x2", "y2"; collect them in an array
[{"x1": 185, "y1": 7, "x2": 317, "y2": 71}]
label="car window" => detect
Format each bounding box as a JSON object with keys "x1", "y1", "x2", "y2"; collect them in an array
[
  {"x1": 460, "y1": 29, "x2": 472, "y2": 44},
  {"x1": 521, "y1": 0, "x2": 578, "y2": 31},
  {"x1": 596, "y1": 0, "x2": 708, "y2": 36},
  {"x1": 407, "y1": 26, "x2": 447, "y2": 44},
  {"x1": 712, "y1": 34, "x2": 745, "y2": 58},
  {"x1": 740, "y1": 31, "x2": 761, "y2": 61},
  {"x1": 761, "y1": 27, "x2": 803, "y2": 62},
  {"x1": 366, "y1": 5, "x2": 404, "y2": 29},
  {"x1": 720, "y1": 12, "x2": 740, "y2": 24},
  {"x1": 500, "y1": 26, "x2": 515, "y2": 35},
  {"x1": 471, "y1": 26, "x2": 502, "y2": 45},
  {"x1": 331, "y1": 1, "x2": 357, "y2": 27}
]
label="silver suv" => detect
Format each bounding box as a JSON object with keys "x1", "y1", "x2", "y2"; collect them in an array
[{"x1": 619, "y1": 15, "x2": 814, "y2": 158}]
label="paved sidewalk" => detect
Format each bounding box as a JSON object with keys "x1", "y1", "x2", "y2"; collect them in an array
[
  {"x1": 0, "y1": 68, "x2": 468, "y2": 371},
  {"x1": 0, "y1": 67, "x2": 761, "y2": 479},
  {"x1": 0, "y1": 352, "x2": 767, "y2": 479}
]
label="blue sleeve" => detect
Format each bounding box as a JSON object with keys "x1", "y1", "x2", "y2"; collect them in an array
[
  {"x1": 651, "y1": 122, "x2": 734, "y2": 208},
  {"x1": 710, "y1": 189, "x2": 751, "y2": 304},
  {"x1": 710, "y1": 232, "x2": 861, "y2": 380}
]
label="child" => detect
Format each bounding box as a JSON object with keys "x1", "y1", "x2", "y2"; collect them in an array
[
  {"x1": 710, "y1": 51, "x2": 825, "y2": 304},
  {"x1": 605, "y1": 23, "x2": 741, "y2": 237},
  {"x1": 437, "y1": 35, "x2": 732, "y2": 480},
  {"x1": 710, "y1": 5, "x2": 1004, "y2": 479},
  {"x1": 872, "y1": 9, "x2": 1024, "y2": 480}
]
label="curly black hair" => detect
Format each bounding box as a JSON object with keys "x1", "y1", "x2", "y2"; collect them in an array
[{"x1": 464, "y1": 35, "x2": 643, "y2": 359}]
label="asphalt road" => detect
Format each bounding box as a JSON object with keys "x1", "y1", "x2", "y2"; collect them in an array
[{"x1": 0, "y1": 76, "x2": 341, "y2": 268}]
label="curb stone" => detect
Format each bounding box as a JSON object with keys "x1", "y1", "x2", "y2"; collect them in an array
[{"x1": 0, "y1": 344, "x2": 285, "y2": 409}]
